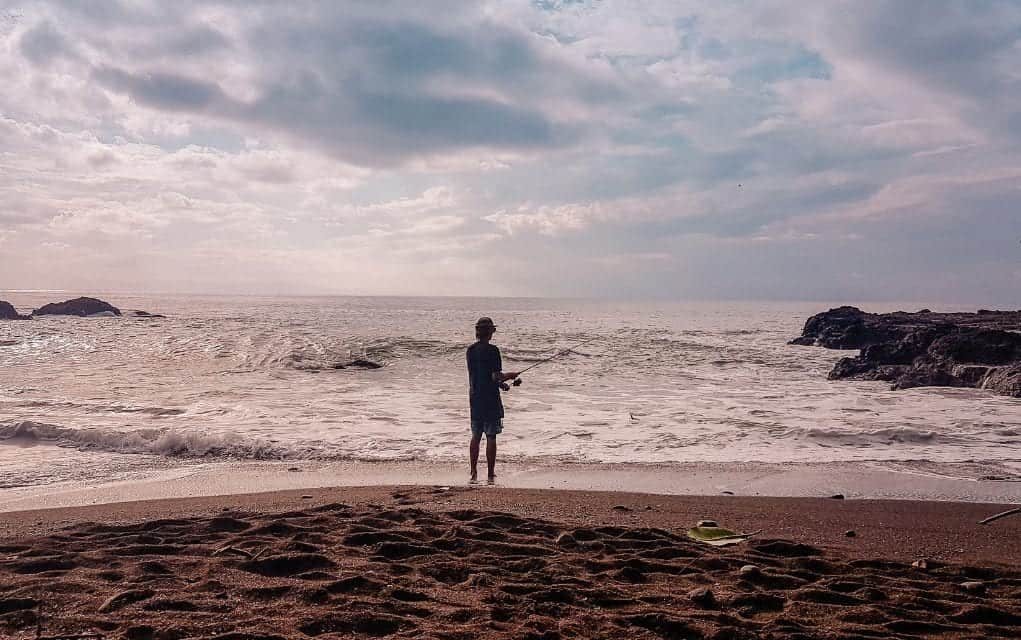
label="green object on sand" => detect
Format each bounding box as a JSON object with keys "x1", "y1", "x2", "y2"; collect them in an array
[{"x1": 686, "y1": 525, "x2": 757, "y2": 546}]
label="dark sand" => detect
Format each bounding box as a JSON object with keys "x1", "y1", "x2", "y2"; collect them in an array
[{"x1": 1, "y1": 486, "x2": 1019, "y2": 639}]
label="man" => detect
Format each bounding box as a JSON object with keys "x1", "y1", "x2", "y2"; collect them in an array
[{"x1": 466, "y1": 317, "x2": 519, "y2": 484}]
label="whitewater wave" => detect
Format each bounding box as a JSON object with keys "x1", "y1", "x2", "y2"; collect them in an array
[
  {"x1": 0, "y1": 421, "x2": 291, "y2": 460},
  {"x1": 801, "y1": 426, "x2": 950, "y2": 446},
  {"x1": 254, "y1": 336, "x2": 465, "y2": 371},
  {"x1": 11, "y1": 400, "x2": 184, "y2": 416},
  {"x1": 275, "y1": 335, "x2": 611, "y2": 370},
  {"x1": 503, "y1": 348, "x2": 599, "y2": 363},
  {"x1": 361, "y1": 337, "x2": 464, "y2": 359}
]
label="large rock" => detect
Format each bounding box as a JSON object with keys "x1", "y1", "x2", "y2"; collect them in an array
[
  {"x1": 0, "y1": 300, "x2": 31, "y2": 320},
  {"x1": 33, "y1": 297, "x2": 121, "y2": 317},
  {"x1": 791, "y1": 307, "x2": 1021, "y2": 398},
  {"x1": 788, "y1": 305, "x2": 896, "y2": 349}
]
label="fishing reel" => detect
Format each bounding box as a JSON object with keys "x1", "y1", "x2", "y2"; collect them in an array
[{"x1": 500, "y1": 378, "x2": 523, "y2": 392}]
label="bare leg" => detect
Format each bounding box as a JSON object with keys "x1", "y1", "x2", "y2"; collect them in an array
[
  {"x1": 469, "y1": 434, "x2": 481, "y2": 483},
  {"x1": 486, "y1": 435, "x2": 497, "y2": 483}
]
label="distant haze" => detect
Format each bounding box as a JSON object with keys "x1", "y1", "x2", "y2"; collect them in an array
[{"x1": 1, "y1": 1, "x2": 1019, "y2": 304}]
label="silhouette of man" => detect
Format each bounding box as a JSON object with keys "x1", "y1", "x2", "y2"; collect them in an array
[{"x1": 466, "y1": 317, "x2": 519, "y2": 484}]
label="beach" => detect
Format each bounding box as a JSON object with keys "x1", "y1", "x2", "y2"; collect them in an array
[
  {"x1": 3, "y1": 459, "x2": 1021, "y2": 515},
  {"x1": 3, "y1": 295, "x2": 1020, "y2": 637},
  {"x1": 2, "y1": 485, "x2": 1020, "y2": 639},
  {"x1": 6, "y1": 0, "x2": 1021, "y2": 635}
]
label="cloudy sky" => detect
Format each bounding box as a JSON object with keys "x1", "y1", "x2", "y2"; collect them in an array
[{"x1": 1, "y1": 1, "x2": 1019, "y2": 303}]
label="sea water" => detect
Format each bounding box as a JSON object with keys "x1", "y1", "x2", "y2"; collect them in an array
[{"x1": 1, "y1": 293, "x2": 1019, "y2": 490}]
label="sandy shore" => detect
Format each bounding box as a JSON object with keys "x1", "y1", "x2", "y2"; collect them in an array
[
  {"x1": 3, "y1": 459, "x2": 1020, "y2": 514},
  {"x1": 1, "y1": 485, "x2": 1019, "y2": 639}
]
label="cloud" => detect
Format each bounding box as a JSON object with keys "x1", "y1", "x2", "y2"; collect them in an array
[
  {"x1": 486, "y1": 203, "x2": 600, "y2": 236},
  {"x1": 93, "y1": 67, "x2": 228, "y2": 111},
  {"x1": 19, "y1": 20, "x2": 77, "y2": 64},
  {"x1": 0, "y1": 1, "x2": 1019, "y2": 304},
  {"x1": 74, "y1": 5, "x2": 620, "y2": 168}
]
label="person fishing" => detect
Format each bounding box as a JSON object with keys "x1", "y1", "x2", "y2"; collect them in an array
[{"x1": 466, "y1": 317, "x2": 520, "y2": 484}]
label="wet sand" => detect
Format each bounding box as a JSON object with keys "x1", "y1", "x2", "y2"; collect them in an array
[
  {"x1": 1, "y1": 485, "x2": 1020, "y2": 639},
  {"x1": 3, "y1": 459, "x2": 1020, "y2": 514}
]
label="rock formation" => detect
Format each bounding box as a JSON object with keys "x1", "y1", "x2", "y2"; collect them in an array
[
  {"x1": 0, "y1": 300, "x2": 31, "y2": 320},
  {"x1": 791, "y1": 306, "x2": 1021, "y2": 398},
  {"x1": 33, "y1": 297, "x2": 122, "y2": 317}
]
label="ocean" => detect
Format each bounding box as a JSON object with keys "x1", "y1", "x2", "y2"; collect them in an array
[{"x1": 1, "y1": 293, "x2": 1020, "y2": 492}]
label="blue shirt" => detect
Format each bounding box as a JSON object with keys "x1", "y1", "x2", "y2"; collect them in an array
[{"x1": 467, "y1": 341, "x2": 504, "y2": 421}]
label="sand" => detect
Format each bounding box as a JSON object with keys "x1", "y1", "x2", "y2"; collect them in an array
[
  {"x1": 4, "y1": 459, "x2": 1020, "y2": 514},
  {"x1": 1, "y1": 486, "x2": 1019, "y2": 639}
]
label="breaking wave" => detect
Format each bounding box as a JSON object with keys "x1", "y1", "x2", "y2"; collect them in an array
[
  {"x1": 800, "y1": 426, "x2": 952, "y2": 446},
  {"x1": 0, "y1": 421, "x2": 291, "y2": 460},
  {"x1": 10, "y1": 401, "x2": 184, "y2": 416},
  {"x1": 252, "y1": 336, "x2": 466, "y2": 371}
]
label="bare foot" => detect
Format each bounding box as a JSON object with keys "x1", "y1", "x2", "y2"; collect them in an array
[
  {"x1": 486, "y1": 475, "x2": 496, "y2": 485},
  {"x1": 469, "y1": 473, "x2": 479, "y2": 485}
]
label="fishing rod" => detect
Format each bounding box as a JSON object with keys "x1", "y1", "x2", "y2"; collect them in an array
[{"x1": 503, "y1": 336, "x2": 600, "y2": 389}]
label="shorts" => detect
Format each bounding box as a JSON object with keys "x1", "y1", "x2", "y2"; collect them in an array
[{"x1": 471, "y1": 419, "x2": 503, "y2": 437}]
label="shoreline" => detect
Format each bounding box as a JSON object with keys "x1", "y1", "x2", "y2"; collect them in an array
[{"x1": 2, "y1": 459, "x2": 1019, "y2": 515}]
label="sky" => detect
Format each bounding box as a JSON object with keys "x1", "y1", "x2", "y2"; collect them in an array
[{"x1": 1, "y1": 1, "x2": 1019, "y2": 303}]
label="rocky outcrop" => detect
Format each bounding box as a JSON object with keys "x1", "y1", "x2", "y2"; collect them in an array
[
  {"x1": 0, "y1": 300, "x2": 31, "y2": 320},
  {"x1": 789, "y1": 306, "x2": 898, "y2": 349},
  {"x1": 133, "y1": 310, "x2": 166, "y2": 319},
  {"x1": 791, "y1": 307, "x2": 1021, "y2": 398},
  {"x1": 33, "y1": 297, "x2": 121, "y2": 317}
]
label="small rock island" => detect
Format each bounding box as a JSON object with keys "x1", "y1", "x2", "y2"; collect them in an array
[
  {"x1": 1, "y1": 296, "x2": 163, "y2": 320},
  {"x1": 791, "y1": 306, "x2": 1021, "y2": 397},
  {"x1": 33, "y1": 296, "x2": 122, "y2": 317},
  {"x1": 0, "y1": 300, "x2": 31, "y2": 320}
]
